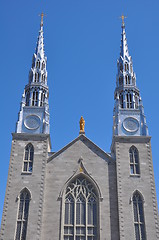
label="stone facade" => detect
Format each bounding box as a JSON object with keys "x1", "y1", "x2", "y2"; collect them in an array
[{"x1": 0, "y1": 16, "x2": 159, "y2": 240}]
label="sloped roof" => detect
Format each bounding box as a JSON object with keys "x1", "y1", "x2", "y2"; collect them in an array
[{"x1": 47, "y1": 134, "x2": 113, "y2": 163}]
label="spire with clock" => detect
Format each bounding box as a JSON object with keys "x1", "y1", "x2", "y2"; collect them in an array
[
  {"x1": 16, "y1": 13, "x2": 50, "y2": 134},
  {"x1": 112, "y1": 15, "x2": 148, "y2": 136}
]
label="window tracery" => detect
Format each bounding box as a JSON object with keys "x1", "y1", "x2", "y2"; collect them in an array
[
  {"x1": 23, "y1": 144, "x2": 34, "y2": 173},
  {"x1": 15, "y1": 189, "x2": 30, "y2": 240},
  {"x1": 133, "y1": 192, "x2": 146, "y2": 240},
  {"x1": 64, "y1": 176, "x2": 98, "y2": 240},
  {"x1": 129, "y1": 146, "x2": 140, "y2": 175}
]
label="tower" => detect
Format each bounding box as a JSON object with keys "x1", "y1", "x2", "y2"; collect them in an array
[
  {"x1": 0, "y1": 14, "x2": 51, "y2": 240},
  {"x1": 111, "y1": 16, "x2": 159, "y2": 239},
  {"x1": 16, "y1": 13, "x2": 50, "y2": 134}
]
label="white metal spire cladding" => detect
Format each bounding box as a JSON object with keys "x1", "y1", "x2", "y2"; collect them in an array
[
  {"x1": 16, "y1": 14, "x2": 50, "y2": 134},
  {"x1": 112, "y1": 19, "x2": 148, "y2": 137}
]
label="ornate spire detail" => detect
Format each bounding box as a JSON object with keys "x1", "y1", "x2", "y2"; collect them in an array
[
  {"x1": 112, "y1": 19, "x2": 148, "y2": 137},
  {"x1": 16, "y1": 14, "x2": 50, "y2": 134}
]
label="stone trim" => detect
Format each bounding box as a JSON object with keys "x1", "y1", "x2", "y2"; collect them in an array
[
  {"x1": 146, "y1": 143, "x2": 159, "y2": 238},
  {"x1": 116, "y1": 142, "x2": 125, "y2": 239},
  {"x1": 0, "y1": 140, "x2": 16, "y2": 239},
  {"x1": 36, "y1": 139, "x2": 48, "y2": 240}
]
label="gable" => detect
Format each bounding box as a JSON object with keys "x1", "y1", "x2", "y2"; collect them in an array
[{"x1": 47, "y1": 134, "x2": 113, "y2": 163}]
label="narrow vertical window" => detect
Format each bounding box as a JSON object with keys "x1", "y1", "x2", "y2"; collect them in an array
[
  {"x1": 133, "y1": 192, "x2": 146, "y2": 240},
  {"x1": 23, "y1": 144, "x2": 34, "y2": 173},
  {"x1": 135, "y1": 96, "x2": 139, "y2": 109},
  {"x1": 41, "y1": 61, "x2": 45, "y2": 70},
  {"x1": 36, "y1": 60, "x2": 40, "y2": 68},
  {"x1": 120, "y1": 94, "x2": 124, "y2": 108},
  {"x1": 129, "y1": 146, "x2": 140, "y2": 175},
  {"x1": 26, "y1": 92, "x2": 30, "y2": 106},
  {"x1": 32, "y1": 91, "x2": 38, "y2": 106},
  {"x1": 126, "y1": 93, "x2": 133, "y2": 108},
  {"x1": 15, "y1": 189, "x2": 30, "y2": 240},
  {"x1": 63, "y1": 176, "x2": 98, "y2": 239}
]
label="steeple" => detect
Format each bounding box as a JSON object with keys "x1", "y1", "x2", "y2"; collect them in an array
[
  {"x1": 112, "y1": 16, "x2": 148, "y2": 136},
  {"x1": 16, "y1": 13, "x2": 50, "y2": 134}
]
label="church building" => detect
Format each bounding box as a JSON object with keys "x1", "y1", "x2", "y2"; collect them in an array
[{"x1": 0, "y1": 14, "x2": 159, "y2": 240}]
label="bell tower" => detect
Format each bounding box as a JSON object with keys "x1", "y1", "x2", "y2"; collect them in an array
[
  {"x1": 113, "y1": 15, "x2": 148, "y2": 137},
  {"x1": 16, "y1": 13, "x2": 50, "y2": 134},
  {"x1": 111, "y1": 16, "x2": 159, "y2": 240},
  {"x1": 0, "y1": 14, "x2": 51, "y2": 240}
]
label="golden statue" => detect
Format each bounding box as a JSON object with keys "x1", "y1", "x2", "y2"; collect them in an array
[{"x1": 79, "y1": 116, "x2": 85, "y2": 133}]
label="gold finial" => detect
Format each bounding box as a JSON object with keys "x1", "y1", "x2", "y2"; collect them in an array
[
  {"x1": 79, "y1": 116, "x2": 85, "y2": 133},
  {"x1": 39, "y1": 12, "x2": 46, "y2": 27},
  {"x1": 79, "y1": 167, "x2": 83, "y2": 173},
  {"x1": 120, "y1": 14, "x2": 127, "y2": 25}
]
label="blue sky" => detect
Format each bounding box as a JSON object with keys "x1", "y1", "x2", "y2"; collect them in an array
[{"x1": 1, "y1": 0, "x2": 159, "y2": 221}]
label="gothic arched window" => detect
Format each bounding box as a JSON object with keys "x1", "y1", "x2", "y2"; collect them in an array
[
  {"x1": 15, "y1": 189, "x2": 31, "y2": 240},
  {"x1": 135, "y1": 95, "x2": 139, "y2": 109},
  {"x1": 32, "y1": 91, "x2": 38, "y2": 106},
  {"x1": 133, "y1": 191, "x2": 146, "y2": 240},
  {"x1": 126, "y1": 92, "x2": 133, "y2": 108},
  {"x1": 26, "y1": 92, "x2": 30, "y2": 106},
  {"x1": 41, "y1": 74, "x2": 45, "y2": 83},
  {"x1": 64, "y1": 176, "x2": 99, "y2": 239},
  {"x1": 36, "y1": 60, "x2": 40, "y2": 69},
  {"x1": 129, "y1": 146, "x2": 140, "y2": 175},
  {"x1": 125, "y1": 75, "x2": 130, "y2": 85},
  {"x1": 41, "y1": 61, "x2": 45, "y2": 70},
  {"x1": 120, "y1": 93, "x2": 124, "y2": 108},
  {"x1": 40, "y1": 91, "x2": 45, "y2": 106},
  {"x1": 23, "y1": 144, "x2": 34, "y2": 173}
]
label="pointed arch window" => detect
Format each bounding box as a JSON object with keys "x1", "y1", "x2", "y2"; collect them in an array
[
  {"x1": 40, "y1": 91, "x2": 45, "y2": 106},
  {"x1": 32, "y1": 91, "x2": 38, "y2": 106},
  {"x1": 125, "y1": 62, "x2": 129, "y2": 71},
  {"x1": 133, "y1": 192, "x2": 146, "y2": 240},
  {"x1": 34, "y1": 72, "x2": 39, "y2": 82},
  {"x1": 135, "y1": 95, "x2": 139, "y2": 109},
  {"x1": 129, "y1": 146, "x2": 140, "y2": 175},
  {"x1": 41, "y1": 73, "x2": 45, "y2": 83},
  {"x1": 15, "y1": 189, "x2": 31, "y2": 240},
  {"x1": 63, "y1": 176, "x2": 99, "y2": 239},
  {"x1": 23, "y1": 144, "x2": 34, "y2": 173},
  {"x1": 120, "y1": 93, "x2": 124, "y2": 108},
  {"x1": 125, "y1": 75, "x2": 130, "y2": 85},
  {"x1": 126, "y1": 92, "x2": 133, "y2": 108},
  {"x1": 41, "y1": 61, "x2": 45, "y2": 70},
  {"x1": 36, "y1": 60, "x2": 40, "y2": 69},
  {"x1": 26, "y1": 92, "x2": 30, "y2": 106}
]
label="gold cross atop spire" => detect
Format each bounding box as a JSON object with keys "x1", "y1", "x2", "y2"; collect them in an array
[
  {"x1": 39, "y1": 12, "x2": 46, "y2": 27},
  {"x1": 120, "y1": 14, "x2": 127, "y2": 25}
]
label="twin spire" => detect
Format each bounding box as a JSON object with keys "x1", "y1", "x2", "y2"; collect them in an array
[{"x1": 16, "y1": 14, "x2": 148, "y2": 137}]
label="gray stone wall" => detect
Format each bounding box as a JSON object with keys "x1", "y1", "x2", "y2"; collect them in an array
[
  {"x1": 113, "y1": 136, "x2": 159, "y2": 240},
  {"x1": 0, "y1": 133, "x2": 50, "y2": 240},
  {"x1": 41, "y1": 135, "x2": 118, "y2": 240}
]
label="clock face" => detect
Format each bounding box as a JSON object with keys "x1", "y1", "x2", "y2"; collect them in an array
[
  {"x1": 123, "y1": 117, "x2": 139, "y2": 133},
  {"x1": 24, "y1": 115, "x2": 40, "y2": 130}
]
